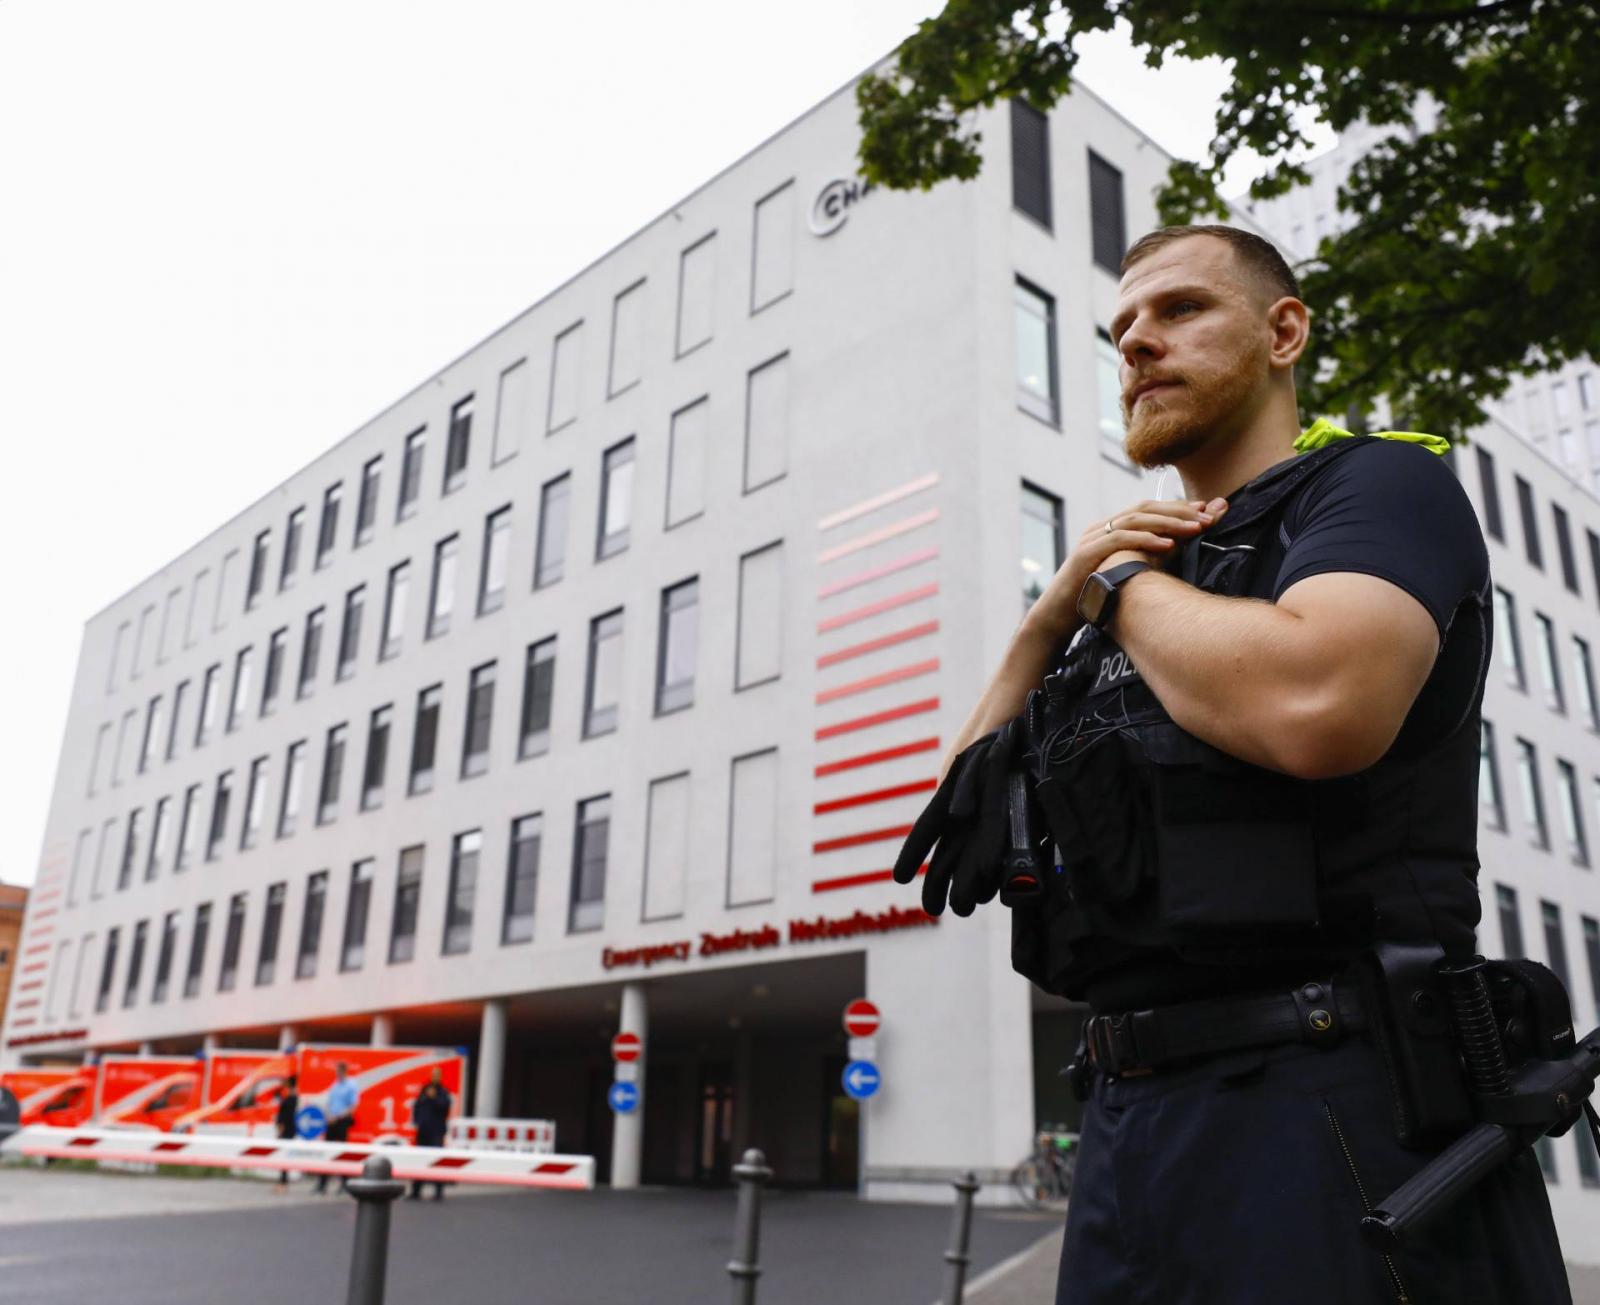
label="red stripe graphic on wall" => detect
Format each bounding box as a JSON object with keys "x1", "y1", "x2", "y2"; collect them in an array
[
  {"x1": 815, "y1": 698, "x2": 939, "y2": 741},
  {"x1": 814, "y1": 780, "x2": 937, "y2": 815},
  {"x1": 813, "y1": 825, "x2": 915, "y2": 855},
  {"x1": 815, "y1": 738, "x2": 941, "y2": 778},
  {"x1": 817, "y1": 620, "x2": 939, "y2": 669},
  {"x1": 815, "y1": 660, "x2": 939, "y2": 706},
  {"x1": 817, "y1": 548, "x2": 937, "y2": 600},
  {"x1": 813, "y1": 864, "x2": 927, "y2": 893}
]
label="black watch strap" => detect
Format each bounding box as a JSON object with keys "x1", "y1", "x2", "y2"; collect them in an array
[{"x1": 1077, "y1": 560, "x2": 1153, "y2": 629}]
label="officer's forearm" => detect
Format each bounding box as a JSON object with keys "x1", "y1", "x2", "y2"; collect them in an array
[{"x1": 940, "y1": 618, "x2": 1061, "y2": 783}]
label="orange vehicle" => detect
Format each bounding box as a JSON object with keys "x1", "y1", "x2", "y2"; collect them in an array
[
  {"x1": 95, "y1": 1055, "x2": 202, "y2": 1131},
  {"x1": 1, "y1": 1067, "x2": 98, "y2": 1127},
  {"x1": 175, "y1": 1051, "x2": 294, "y2": 1135}
]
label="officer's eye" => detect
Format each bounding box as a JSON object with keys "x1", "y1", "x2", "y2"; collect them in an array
[{"x1": 1169, "y1": 300, "x2": 1201, "y2": 318}]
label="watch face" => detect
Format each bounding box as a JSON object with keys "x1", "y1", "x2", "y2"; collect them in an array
[{"x1": 1077, "y1": 574, "x2": 1113, "y2": 626}]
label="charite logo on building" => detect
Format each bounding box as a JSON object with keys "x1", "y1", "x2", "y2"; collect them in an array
[{"x1": 809, "y1": 176, "x2": 877, "y2": 237}]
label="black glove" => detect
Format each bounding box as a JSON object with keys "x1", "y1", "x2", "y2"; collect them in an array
[{"x1": 893, "y1": 719, "x2": 1024, "y2": 917}]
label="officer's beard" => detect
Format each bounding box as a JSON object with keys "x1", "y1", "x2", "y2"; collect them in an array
[{"x1": 1122, "y1": 339, "x2": 1265, "y2": 470}]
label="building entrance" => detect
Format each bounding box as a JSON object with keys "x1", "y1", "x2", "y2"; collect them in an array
[{"x1": 695, "y1": 1061, "x2": 734, "y2": 1184}]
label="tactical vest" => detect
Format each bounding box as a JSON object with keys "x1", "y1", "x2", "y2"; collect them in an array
[{"x1": 1011, "y1": 434, "x2": 1490, "y2": 1004}]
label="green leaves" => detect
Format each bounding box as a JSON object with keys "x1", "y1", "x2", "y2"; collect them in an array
[{"x1": 856, "y1": 0, "x2": 1600, "y2": 441}]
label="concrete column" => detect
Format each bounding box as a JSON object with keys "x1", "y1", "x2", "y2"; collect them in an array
[
  {"x1": 370, "y1": 1013, "x2": 393, "y2": 1047},
  {"x1": 137, "y1": 1042, "x2": 152, "y2": 1056},
  {"x1": 476, "y1": 999, "x2": 507, "y2": 1118},
  {"x1": 202, "y1": 1032, "x2": 219, "y2": 1054},
  {"x1": 278, "y1": 1026, "x2": 299, "y2": 1051},
  {"x1": 610, "y1": 982, "x2": 647, "y2": 1189}
]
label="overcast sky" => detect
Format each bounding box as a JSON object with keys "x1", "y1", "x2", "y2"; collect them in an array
[{"x1": 0, "y1": 2, "x2": 1332, "y2": 889}]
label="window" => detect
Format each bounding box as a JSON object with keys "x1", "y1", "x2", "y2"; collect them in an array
[
  {"x1": 492, "y1": 360, "x2": 528, "y2": 464},
  {"x1": 215, "y1": 550, "x2": 237, "y2": 629},
  {"x1": 1479, "y1": 721, "x2": 1505, "y2": 830},
  {"x1": 118, "y1": 808, "x2": 144, "y2": 891},
  {"x1": 280, "y1": 506, "x2": 305, "y2": 588},
  {"x1": 656, "y1": 578, "x2": 698, "y2": 713},
  {"x1": 1476, "y1": 448, "x2": 1504, "y2": 542},
  {"x1": 88, "y1": 722, "x2": 110, "y2": 795},
  {"x1": 1514, "y1": 475, "x2": 1543, "y2": 569},
  {"x1": 744, "y1": 353, "x2": 790, "y2": 491},
  {"x1": 1516, "y1": 737, "x2": 1548, "y2": 848},
  {"x1": 1553, "y1": 504, "x2": 1579, "y2": 593},
  {"x1": 666, "y1": 396, "x2": 708, "y2": 527},
  {"x1": 1095, "y1": 330, "x2": 1125, "y2": 450},
  {"x1": 461, "y1": 663, "x2": 496, "y2": 777},
  {"x1": 1590, "y1": 530, "x2": 1600, "y2": 615},
  {"x1": 398, "y1": 428, "x2": 425, "y2": 518},
  {"x1": 196, "y1": 664, "x2": 220, "y2": 745},
  {"x1": 111, "y1": 709, "x2": 135, "y2": 785},
  {"x1": 608, "y1": 279, "x2": 645, "y2": 395},
  {"x1": 597, "y1": 438, "x2": 635, "y2": 559},
  {"x1": 166, "y1": 680, "x2": 188, "y2": 760},
  {"x1": 1498, "y1": 884, "x2": 1524, "y2": 959},
  {"x1": 1009, "y1": 99, "x2": 1052, "y2": 227},
  {"x1": 1557, "y1": 759, "x2": 1588, "y2": 866},
  {"x1": 1087, "y1": 150, "x2": 1127, "y2": 273},
  {"x1": 124, "y1": 919, "x2": 149, "y2": 1007},
  {"x1": 569, "y1": 795, "x2": 609, "y2": 932},
  {"x1": 96, "y1": 927, "x2": 119, "y2": 1012},
  {"x1": 389, "y1": 846, "x2": 423, "y2": 963},
  {"x1": 316, "y1": 482, "x2": 341, "y2": 567},
  {"x1": 145, "y1": 796, "x2": 170, "y2": 881},
  {"x1": 355, "y1": 454, "x2": 381, "y2": 545},
  {"x1": 158, "y1": 588, "x2": 180, "y2": 664},
  {"x1": 361, "y1": 705, "x2": 392, "y2": 810},
  {"x1": 46, "y1": 940, "x2": 72, "y2": 1022},
  {"x1": 1577, "y1": 1121, "x2": 1600, "y2": 1189},
  {"x1": 409, "y1": 685, "x2": 441, "y2": 794},
  {"x1": 427, "y1": 536, "x2": 458, "y2": 638},
  {"x1": 227, "y1": 647, "x2": 253, "y2": 731},
  {"x1": 751, "y1": 181, "x2": 795, "y2": 311},
  {"x1": 547, "y1": 320, "x2": 583, "y2": 432},
  {"x1": 152, "y1": 911, "x2": 178, "y2": 1004},
  {"x1": 1021, "y1": 483, "x2": 1065, "y2": 615},
  {"x1": 241, "y1": 756, "x2": 268, "y2": 850},
  {"x1": 1535, "y1": 613, "x2": 1564, "y2": 711},
  {"x1": 185, "y1": 569, "x2": 210, "y2": 647},
  {"x1": 381, "y1": 561, "x2": 410, "y2": 659},
  {"x1": 443, "y1": 830, "x2": 480, "y2": 955},
  {"x1": 1575, "y1": 637, "x2": 1599, "y2": 730},
  {"x1": 443, "y1": 395, "x2": 473, "y2": 493},
  {"x1": 338, "y1": 585, "x2": 365, "y2": 679},
  {"x1": 1015, "y1": 279, "x2": 1058, "y2": 425},
  {"x1": 295, "y1": 871, "x2": 328, "y2": 979},
  {"x1": 218, "y1": 893, "x2": 246, "y2": 992},
  {"x1": 107, "y1": 620, "x2": 129, "y2": 692},
  {"x1": 1584, "y1": 916, "x2": 1600, "y2": 1018},
  {"x1": 298, "y1": 607, "x2": 324, "y2": 698},
  {"x1": 278, "y1": 741, "x2": 306, "y2": 838},
  {"x1": 519, "y1": 637, "x2": 556, "y2": 759},
  {"x1": 478, "y1": 506, "x2": 511, "y2": 613},
  {"x1": 69, "y1": 829, "x2": 90, "y2": 905},
  {"x1": 183, "y1": 903, "x2": 209, "y2": 998},
  {"x1": 584, "y1": 609, "x2": 624, "y2": 738},
  {"x1": 138, "y1": 696, "x2": 162, "y2": 775},
  {"x1": 1542, "y1": 900, "x2": 1572, "y2": 990},
  {"x1": 643, "y1": 773, "x2": 690, "y2": 921},
  {"x1": 247, "y1": 529, "x2": 270, "y2": 609},
  {"x1": 676, "y1": 232, "x2": 716, "y2": 356},
  {"x1": 736, "y1": 542, "x2": 783, "y2": 688},
  {"x1": 132, "y1": 604, "x2": 154, "y2": 677},
  {"x1": 503, "y1": 814, "x2": 541, "y2": 944},
  {"x1": 534, "y1": 474, "x2": 571, "y2": 588},
  {"x1": 256, "y1": 883, "x2": 286, "y2": 985},
  {"x1": 1493, "y1": 587, "x2": 1524, "y2": 688},
  {"x1": 318, "y1": 723, "x2": 347, "y2": 824},
  {"x1": 206, "y1": 771, "x2": 232, "y2": 861},
  {"x1": 727, "y1": 748, "x2": 779, "y2": 906},
  {"x1": 175, "y1": 784, "x2": 201, "y2": 871},
  {"x1": 341, "y1": 859, "x2": 374, "y2": 972},
  {"x1": 261, "y1": 627, "x2": 287, "y2": 714},
  {"x1": 1535, "y1": 1134, "x2": 1558, "y2": 1184}
]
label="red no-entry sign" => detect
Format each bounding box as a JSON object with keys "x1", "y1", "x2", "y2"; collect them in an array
[
  {"x1": 843, "y1": 999, "x2": 880, "y2": 1038},
  {"x1": 612, "y1": 1032, "x2": 642, "y2": 1063}
]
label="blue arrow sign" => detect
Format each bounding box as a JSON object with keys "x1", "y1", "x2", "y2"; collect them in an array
[
  {"x1": 295, "y1": 1104, "x2": 327, "y2": 1139},
  {"x1": 842, "y1": 1060, "x2": 880, "y2": 1101},
  {"x1": 608, "y1": 1081, "x2": 640, "y2": 1114}
]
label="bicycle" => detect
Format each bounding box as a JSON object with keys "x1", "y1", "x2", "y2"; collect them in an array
[{"x1": 1011, "y1": 1125, "x2": 1078, "y2": 1209}]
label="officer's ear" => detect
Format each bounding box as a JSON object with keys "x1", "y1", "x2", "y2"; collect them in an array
[{"x1": 1265, "y1": 296, "x2": 1310, "y2": 373}]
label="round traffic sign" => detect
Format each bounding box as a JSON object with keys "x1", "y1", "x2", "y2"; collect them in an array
[
  {"x1": 843, "y1": 999, "x2": 880, "y2": 1038},
  {"x1": 612, "y1": 1032, "x2": 642, "y2": 1063},
  {"x1": 841, "y1": 1060, "x2": 880, "y2": 1101},
  {"x1": 295, "y1": 1104, "x2": 327, "y2": 1139},
  {"x1": 608, "y1": 1081, "x2": 640, "y2": 1114}
]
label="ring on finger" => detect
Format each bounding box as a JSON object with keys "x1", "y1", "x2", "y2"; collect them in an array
[{"x1": 1104, "y1": 517, "x2": 1115, "y2": 535}]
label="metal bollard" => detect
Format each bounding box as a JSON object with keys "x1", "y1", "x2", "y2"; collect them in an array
[
  {"x1": 727, "y1": 1147, "x2": 773, "y2": 1305},
  {"x1": 941, "y1": 1171, "x2": 981, "y2": 1305},
  {"x1": 345, "y1": 1154, "x2": 406, "y2": 1305}
]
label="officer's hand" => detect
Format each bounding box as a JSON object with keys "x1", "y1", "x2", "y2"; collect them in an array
[{"x1": 1025, "y1": 496, "x2": 1228, "y2": 642}]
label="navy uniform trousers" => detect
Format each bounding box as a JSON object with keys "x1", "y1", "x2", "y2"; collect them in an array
[{"x1": 1056, "y1": 1036, "x2": 1570, "y2": 1304}]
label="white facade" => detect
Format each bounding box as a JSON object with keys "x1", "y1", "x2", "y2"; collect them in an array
[{"x1": 7, "y1": 62, "x2": 1598, "y2": 1250}]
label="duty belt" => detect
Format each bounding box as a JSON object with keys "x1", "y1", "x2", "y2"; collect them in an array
[{"x1": 1077, "y1": 979, "x2": 1368, "y2": 1083}]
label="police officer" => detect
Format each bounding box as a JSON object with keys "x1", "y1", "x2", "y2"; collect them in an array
[{"x1": 895, "y1": 224, "x2": 1571, "y2": 1303}]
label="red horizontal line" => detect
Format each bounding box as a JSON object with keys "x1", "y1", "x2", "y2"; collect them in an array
[
  {"x1": 11, "y1": 1020, "x2": 35, "y2": 1029},
  {"x1": 816, "y1": 737, "x2": 941, "y2": 777},
  {"x1": 24, "y1": 944, "x2": 50, "y2": 956},
  {"x1": 817, "y1": 547, "x2": 937, "y2": 601},
  {"x1": 819, "y1": 582, "x2": 938, "y2": 634},
  {"x1": 816, "y1": 659, "x2": 939, "y2": 706},
  {"x1": 818, "y1": 509, "x2": 939, "y2": 565},
  {"x1": 18, "y1": 981, "x2": 42, "y2": 991},
  {"x1": 15, "y1": 999, "x2": 39, "y2": 1009},
  {"x1": 22, "y1": 962, "x2": 47, "y2": 974},
  {"x1": 818, "y1": 621, "x2": 939, "y2": 669},
  {"x1": 34, "y1": 890, "x2": 60, "y2": 901},
  {"x1": 31, "y1": 908, "x2": 57, "y2": 919},
  {"x1": 815, "y1": 779, "x2": 937, "y2": 815},
  {"x1": 815, "y1": 698, "x2": 939, "y2": 741},
  {"x1": 812, "y1": 863, "x2": 927, "y2": 893},
  {"x1": 813, "y1": 824, "x2": 913, "y2": 854},
  {"x1": 818, "y1": 472, "x2": 939, "y2": 533}
]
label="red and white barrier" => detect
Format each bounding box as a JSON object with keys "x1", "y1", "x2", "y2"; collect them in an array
[
  {"x1": 447, "y1": 1117, "x2": 556, "y2": 1154},
  {"x1": 0, "y1": 1125, "x2": 593, "y2": 1191}
]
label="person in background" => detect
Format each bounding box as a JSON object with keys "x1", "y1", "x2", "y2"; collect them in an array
[
  {"x1": 408, "y1": 1066, "x2": 451, "y2": 1201},
  {"x1": 272, "y1": 1073, "x2": 299, "y2": 1190},
  {"x1": 313, "y1": 1062, "x2": 358, "y2": 1195}
]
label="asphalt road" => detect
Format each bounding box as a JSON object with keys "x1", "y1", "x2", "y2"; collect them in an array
[{"x1": 0, "y1": 1174, "x2": 1060, "y2": 1305}]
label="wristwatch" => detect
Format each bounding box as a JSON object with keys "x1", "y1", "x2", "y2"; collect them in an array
[{"x1": 1076, "y1": 560, "x2": 1153, "y2": 630}]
